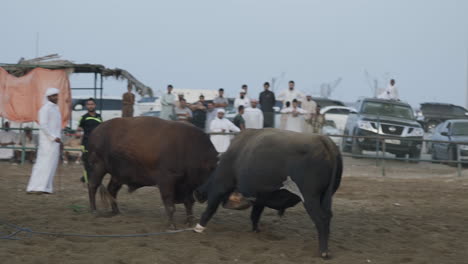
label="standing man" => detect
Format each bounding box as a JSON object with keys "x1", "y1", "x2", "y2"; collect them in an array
[
  {"x1": 209, "y1": 109, "x2": 240, "y2": 153},
  {"x1": 122, "y1": 83, "x2": 135, "y2": 117},
  {"x1": 301, "y1": 95, "x2": 317, "y2": 133},
  {"x1": 27, "y1": 88, "x2": 62, "y2": 194},
  {"x1": 378, "y1": 79, "x2": 399, "y2": 100},
  {"x1": 78, "y1": 98, "x2": 103, "y2": 182},
  {"x1": 243, "y1": 99, "x2": 264, "y2": 129},
  {"x1": 213, "y1": 88, "x2": 229, "y2": 111},
  {"x1": 190, "y1": 95, "x2": 208, "y2": 130},
  {"x1": 233, "y1": 105, "x2": 246, "y2": 130},
  {"x1": 241, "y1": 84, "x2": 250, "y2": 100},
  {"x1": 280, "y1": 99, "x2": 307, "y2": 133},
  {"x1": 160, "y1": 84, "x2": 176, "y2": 120},
  {"x1": 310, "y1": 105, "x2": 325, "y2": 134},
  {"x1": 259, "y1": 82, "x2": 276, "y2": 127},
  {"x1": 277, "y1": 80, "x2": 304, "y2": 107},
  {"x1": 205, "y1": 102, "x2": 217, "y2": 133},
  {"x1": 234, "y1": 89, "x2": 250, "y2": 111},
  {"x1": 175, "y1": 98, "x2": 193, "y2": 122}
]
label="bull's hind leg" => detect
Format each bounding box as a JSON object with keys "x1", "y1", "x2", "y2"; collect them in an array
[
  {"x1": 107, "y1": 178, "x2": 123, "y2": 215},
  {"x1": 250, "y1": 204, "x2": 265, "y2": 233},
  {"x1": 303, "y1": 198, "x2": 332, "y2": 259},
  {"x1": 87, "y1": 161, "x2": 107, "y2": 213},
  {"x1": 158, "y1": 175, "x2": 178, "y2": 230},
  {"x1": 183, "y1": 198, "x2": 196, "y2": 226}
]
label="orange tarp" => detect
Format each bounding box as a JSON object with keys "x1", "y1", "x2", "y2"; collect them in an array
[{"x1": 0, "y1": 67, "x2": 71, "y2": 128}]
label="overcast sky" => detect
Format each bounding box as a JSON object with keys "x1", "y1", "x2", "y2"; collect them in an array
[{"x1": 2, "y1": 0, "x2": 468, "y2": 107}]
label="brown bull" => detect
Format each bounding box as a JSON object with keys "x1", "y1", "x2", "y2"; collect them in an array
[{"x1": 86, "y1": 117, "x2": 218, "y2": 228}]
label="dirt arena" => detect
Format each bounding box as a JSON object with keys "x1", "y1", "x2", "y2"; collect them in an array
[{"x1": 1, "y1": 158, "x2": 468, "y2": 264}]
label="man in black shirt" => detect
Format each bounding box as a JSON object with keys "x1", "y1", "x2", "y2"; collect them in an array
[
  {"x1": 78, "y1": 98, "x2": 103, "y2": 182},
  {"x1": 259, "y1": 82, "x2": 276, "y2": 128}
]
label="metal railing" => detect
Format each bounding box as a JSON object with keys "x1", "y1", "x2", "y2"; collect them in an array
[{"x1": 1, "y1": 128, "x2": 467, "y2": 177}]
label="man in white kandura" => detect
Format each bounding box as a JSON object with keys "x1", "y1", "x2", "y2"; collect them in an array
[
  {"x1": 26, "y1": 88, "x2": 62, "y2": 194},
  {"x1": 277, "y1": 80, "x2": 304, "y2": 106},
  {"x1": 160, "y1": 84, "x2": 176, "y2": 120},
  {"x1": 378, "y1": 79, "x2": 399, "y2": 100},
  {"x1": 243, "y1": 99, "x2": 264, "y2": 129},
  {"x1": 280, "y1": 99, "x2": 307, "y2": 133},
  {"x1": 234, "y1": 89, "x2": 250, "y2": 112},
  {"x1": 209, "y1": 109, "x2": 240, "y2": 153}
]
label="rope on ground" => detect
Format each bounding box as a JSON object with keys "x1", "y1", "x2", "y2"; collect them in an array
[{"x1": 0, "y1": 219, "x2": 193, "y2": 240}]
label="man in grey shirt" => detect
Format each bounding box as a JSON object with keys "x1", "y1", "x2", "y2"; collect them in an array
[
  {"x1": 205, "y1": 102, "x2": 217, "y2": 133},
  {"x1": 213, "y1": 88, "x2": 228, "y2": 111}
]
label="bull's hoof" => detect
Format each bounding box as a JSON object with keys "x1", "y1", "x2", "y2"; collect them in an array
[
  {"x1": 167, "y1": 222, "x2": 177, "y2": 231},
  {"x1": 321, "y1": 252, "x2": 331, "y2": 260},
  {"x1": 193, "y1": 223, "x2": 206, "y2": 233},
  {"x1": 252, "y1": 227, "x2": 261, "y2": 233}
]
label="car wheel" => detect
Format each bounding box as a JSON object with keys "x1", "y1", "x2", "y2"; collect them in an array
[
  {"x1": 341, "y1": 135, "x2": 351, "y2": 153},
  {"x1": 351, "y1": 138, "x2": 362, "y2": 157},
  {"x1": 448, "y1": 147, "x2": 458, "y2": 167},
  {"x1": 408, "y1": 149, "x2": 421, "y2": 163}
]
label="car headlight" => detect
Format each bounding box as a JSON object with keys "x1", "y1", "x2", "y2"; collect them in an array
[
  {"x1": 358, "y1": 120, "x2": 377, "y2": 133},
  {"x1": 408, "y1": 127, "x2": 424, "y2": 137},
  {"x1": 459, "y1": 145, "x2": 468, "y2": 151}
]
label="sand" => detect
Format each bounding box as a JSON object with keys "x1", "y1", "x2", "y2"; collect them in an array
[{"x1": 1, "y1": 157, "x2": 468, "y2": 264}]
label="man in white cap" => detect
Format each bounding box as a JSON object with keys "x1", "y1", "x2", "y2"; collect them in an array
[
  {"x1": 243, "y1": 99, "x2": 264, "y2": 129},
  {"x1": 209, "y1": 109, "x2": 240, "y2": 153},
  {"x1": 27, "y1": 88, "x2": 62, "y2": 194},
  {"x1": 234, "y1": 89, "x2": 250, "y2": 112}
]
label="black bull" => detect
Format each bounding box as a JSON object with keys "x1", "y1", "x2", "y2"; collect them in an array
[
  {"x1": 194, "y1": 129, "x2": 343, "y2": 258},
  {"x1": 85, "y1": 117, "x2": 218, "y2": 227}
]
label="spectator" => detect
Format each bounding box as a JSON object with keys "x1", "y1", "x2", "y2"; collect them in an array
[
  {"x1": 234, "y1": 89, "x2": 250, "y2": 111},
  {"x1": 63, "y1": 131, "x2": 82, "y2": 164},
  {"x1": 213, "y1": 88, "x2": 228, "y2": 111},
  {"x1": 0, "y1": 121, "x2": 18, "y2": 161},
  {"x1": 191, "y1": 95, "x2": 208, "y2": 130},
  {"x1": 277, "y1": 80, "x2": 305, "y2": 107},
  {"x1": 243, "y1": 99, "x2": 264, "y2": 129},
  {"x1": 27, "y1": 88, "x2": 62, "y2": 194},
  {"x1": 175, "y1": 98, "x2": 193, "y2": 122},
  {"x1": 205, "y1": 102, "x2": 217, "y2": 133},
  {"x1": 233, "y1": 105, "x2": 246, "y2": 130},
  {"x1": 280, "y1": 99, "x2": 307, "y2": 133},
  {"x1": 78, "y1": 98, "x2": 103, "y2": 182},
  {"x1": 209, "y1": 109, "x2": 240, "y2": 153},
  {"x1": 259, "y1": 81, "x2": 276, "y2": 128},
  {"x1": 378, "y1": 79, "x2": 399, "y2": 100},
  {"x1": 310, "y1": 105, "x2": 325, "y2": 134},
  {"x1": 160, "y1": 84, "x2": 176, "y2": 120},
  {"x1": 13, "y1": 127, "x2": 37, "y2": 163},
  {"x1": 122, "y1": 82, "x2": 135, "y2": 117},
  {"x1": 241, "y1": 84, "x2": 250, "y2": 100},
  {"x1": 302, "y1": 95, "x2": 317, "y2": 133}
]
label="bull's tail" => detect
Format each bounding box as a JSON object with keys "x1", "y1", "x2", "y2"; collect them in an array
[
  {"x1": 98, "y1": 184, "x2": 115, "y2": 210},
  {"x1": 320, "y1": 138, "x2": 343, "y2": 215}
]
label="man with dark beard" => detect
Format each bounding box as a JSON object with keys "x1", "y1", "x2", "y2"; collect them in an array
[{"x1": 78, "y1": 98, "x2": 102, "y2": 183}]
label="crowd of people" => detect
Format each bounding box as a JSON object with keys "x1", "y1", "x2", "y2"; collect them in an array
[{"x1": 157, "y1": 80, "x2": 326, "y2": 152}]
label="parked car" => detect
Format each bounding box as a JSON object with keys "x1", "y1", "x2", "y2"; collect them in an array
[
  {"x1": 313, "y1": 97, "x2": 346, "y2": 108},
  {"x1": 320, "y1": 106, "x2": 356, "y2": 133},
  {"x1": 140, "y1": 111, "x2": 161, "y2": 118},
  {"x1": 417, "y1": 103, "x2": 468, "y2": 132},
  {"x1": 430, "y1": 120, "x2": 468, "y2": 163},
  {"x1": 342, "y1": 98, "x2": 424, "y2": 159},
  {"x1": 70, "y1": 97, "x2": 122, "y2": 129}
]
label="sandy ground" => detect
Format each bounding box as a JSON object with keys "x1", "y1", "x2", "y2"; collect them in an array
[{"x1": 1, "y1": 157, "x2": 468, "y2": 264}]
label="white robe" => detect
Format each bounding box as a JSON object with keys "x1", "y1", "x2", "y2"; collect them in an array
[
  {"x1": 160, "y1": 93, "x2": 176, "y2": 120},
  {"x1": 234, "y1": 97, "x2": 250, "y2": 111},
  {"x1": 277, "y1": 89, "x2": 305, "y2": 105},
  {"x1": 243, "y1": 108, "x2": 264, "y2": 129},
  {"x1": 210, "y1": 118, "x2": 240, "y2": 153},
  {"x1": 280, "y1": 107, "x2": 307, "y2": 133},
  {"x1": 378, "y1": 85, "x2": 399, "y2": 100},
  {"x1": 27, "y1": 101, "x2": 62, "y2": 193}
]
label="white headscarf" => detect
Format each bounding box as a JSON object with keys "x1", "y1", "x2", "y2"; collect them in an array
[
  {"x1": 217, "y1": 109, "x2": 225, "y2": 114},
  {"x1": 45, "y1": 88, "x2": 60, "y2": 96}
]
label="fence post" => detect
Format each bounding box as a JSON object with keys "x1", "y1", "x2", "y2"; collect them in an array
[
  {"x1": 20, "y1": 124, "x2": 26, "y2": 165},
  {"x1": 381, "y1": 138, "x2": 386, "y2": 177},
  {"x1": 457, "y1": 144, "x2": 462, "y2": 177}
]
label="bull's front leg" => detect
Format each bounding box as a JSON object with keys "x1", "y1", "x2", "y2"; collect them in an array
[
  {"x1": 183, "y1": 198, "x2": 195, "y2": 226},
  {"x1": 194, "y1": 191, "x2": 227, "y2": 233}
]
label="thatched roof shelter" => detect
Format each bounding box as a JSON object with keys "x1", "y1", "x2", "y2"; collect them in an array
[{"x1": 0, "y1": 54, "x2": 153, "y2": 97}]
